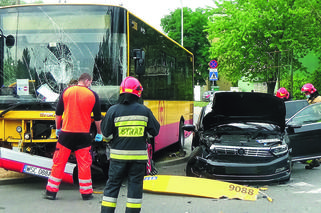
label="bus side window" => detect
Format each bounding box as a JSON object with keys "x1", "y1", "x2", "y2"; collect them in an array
[{"x1": 133, "y1": 49, "x2": 145, "y2": 75}]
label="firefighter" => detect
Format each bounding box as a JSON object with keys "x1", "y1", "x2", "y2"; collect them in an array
[
  {"x1": 301, "y1": 83, "x2": 321, "y2": 169},
  {"x1": 301, "y1": 83, "x2": 321, "y2": 104},
  {"x1": 44, "y1": 73, "x2": 102, "y2": 200},
  {"x1": 276, "y1": 87, "x2": 291, "y2": 101},
  {"x1": 100, "y1": 76, "x2": 160, "y2": 213}
]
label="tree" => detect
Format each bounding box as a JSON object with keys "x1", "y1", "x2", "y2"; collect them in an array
[
  {"x1": 207, "y1": 0, "x2": 321, "y2": 94},
  {"x1": 0, "y1": 0, "x2": 17, "y2": 6},
  {"x1": 0, "y1": 1, "x2": 43, "y2": 6},
  {"x1": 161, "y1": 7, "x2": 211, "y2": 85}
]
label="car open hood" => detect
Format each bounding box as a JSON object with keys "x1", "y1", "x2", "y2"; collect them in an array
[{"x1": 203, "y1": 92, "x2": 286, "y2": 131}]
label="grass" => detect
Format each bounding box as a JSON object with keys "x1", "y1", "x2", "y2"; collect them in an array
[{"x1": 194, "y1": 101, "x2": 209, "y2": 107}]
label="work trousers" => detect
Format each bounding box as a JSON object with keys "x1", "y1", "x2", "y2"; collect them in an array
[
  {"x1": 101, "y1": 160, "x2": 146, "y2": 213},
  {"x1": 46, "y1": 142, "x2": 93, "y2": 195}
]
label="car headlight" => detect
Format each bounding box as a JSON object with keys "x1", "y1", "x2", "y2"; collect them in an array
[{"x1": 270, "y1": 144, "x2": 288, "y2": 156}]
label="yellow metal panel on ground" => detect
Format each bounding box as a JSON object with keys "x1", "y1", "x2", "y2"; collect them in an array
[{"x1": 143, "y1": 175, "x2": 260, "y2": 201}]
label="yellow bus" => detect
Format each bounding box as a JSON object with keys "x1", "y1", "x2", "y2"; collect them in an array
[{"x1": 0, "y1": 4, "x2": 194, "y2": 179}]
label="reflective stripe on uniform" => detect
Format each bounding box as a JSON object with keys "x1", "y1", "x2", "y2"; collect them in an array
[
  {"x1": 115, "y1": 120, "x2": 147, "y2": 127},
  {"x1": 47, "y1": 182, "x2": 59, "y2": 189},
  {"x1": 79, "y1": 179, "x2": 92, "y2": 184},
  {"x1": 114, "y1": 115, "x2": 148, "y2": 123},
  {"x1": 80, "y1": 185, "x2": 93, "y2": 190},
  {"x1": 48, "y1": 176, "x2": 62, "y2": 183},
  {"x1": 110, "y1": 149, "x2": 148, "y2": 160},
  {"x1": 126, "y1": 203, "x2": 142, "y2": 208},
  {"x1": 127, "y1": 198, "x2": 142, "y2": 204},
  {"x1": 102, "y1": 196, "x2": 117, "y2": 207}
]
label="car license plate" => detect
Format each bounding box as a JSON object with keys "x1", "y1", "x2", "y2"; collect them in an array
[{"x1": 23, "y1": 165, "x2": 51, "y2": 178}]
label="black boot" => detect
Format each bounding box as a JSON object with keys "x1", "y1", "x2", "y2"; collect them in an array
[
  {"x1": 312, "y1": 159, "x2": 320, "y2": 167},
  {"x1": 82, "y1": 193, "x2": 93, "y2": 200},
  {"x1": 44, "y1": 190, "x2": 57, "y2": 200}
]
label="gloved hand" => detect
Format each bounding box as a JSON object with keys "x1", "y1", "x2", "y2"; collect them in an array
[
  {"x1": 56, "y1": 129, "x2": 61, "y2": 137},
  {"x1": 95, "y1": 133, "x2": 103, "y2": 142}
]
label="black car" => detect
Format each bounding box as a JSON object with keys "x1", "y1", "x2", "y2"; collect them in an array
[
  {"x1": 286, "y1": 101, "x2": 321, "y2": 164},
  {"x1": 184, "y1": 92, "x2": 291, "y2": 184}
]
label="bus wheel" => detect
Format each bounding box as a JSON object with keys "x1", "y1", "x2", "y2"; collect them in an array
[{"x1": 178, "y1": 117, "x2": 185, "y2": 149}]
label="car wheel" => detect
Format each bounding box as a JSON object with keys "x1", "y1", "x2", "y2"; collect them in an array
[{"x1": 186, "y1": 146, "x2": 202, "y2": 177}]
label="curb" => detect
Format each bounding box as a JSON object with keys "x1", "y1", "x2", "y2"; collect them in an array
[
  {"x1": 155, "y1": 154, "x2": 190, "y2": 167},
  {"x1": 155, "y1": 135, "x2": 192, "y2": 167}
]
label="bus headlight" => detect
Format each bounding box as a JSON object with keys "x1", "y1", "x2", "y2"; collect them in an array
[
  {"x1": 24, "y1": 133, "x2": 30, "y2": 140},
  {"x1": 16, "y1": 126, "x2": 22, "y2": 133}
]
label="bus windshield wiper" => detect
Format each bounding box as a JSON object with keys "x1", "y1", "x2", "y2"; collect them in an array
[{"x1": 0, "y1": 102, "x2": 23, "y2": 117}]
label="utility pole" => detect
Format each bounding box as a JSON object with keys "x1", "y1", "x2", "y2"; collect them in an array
[{"x1": 16, "y1": 0, "x2": 20, "y2": 5}]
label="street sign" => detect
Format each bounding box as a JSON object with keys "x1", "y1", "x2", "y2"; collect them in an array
[
  {"x1": 209, "y1": 60, "x2": 218, "y2": 69},
  {"x1": 209, "y1": 69, "x2": 218, "y2": 81}
]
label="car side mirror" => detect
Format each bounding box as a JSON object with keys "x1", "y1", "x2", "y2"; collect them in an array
[
  {"x1": 287, "y1": 123, "x2": 302, "y2": 129},
  {"x1": 133, "y1": 49, "x2": 145, "y2": 75},
  {"x1": 182, "y1": 124, "x2": 195, "y2": 132},
  {"x1": 5, "y1": 35, "x2": 15, "y2": 47},
  {"x1": 0, "y1": 29, "x2": 15, "y2": 48}
]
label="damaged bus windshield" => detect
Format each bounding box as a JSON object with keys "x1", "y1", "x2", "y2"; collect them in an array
[
  {"x1": 0, "y1": 4, "x2": 194, "y2": 154},
  {"x1": 0, "y1": 5, "x2": 126, "y2": 110}
]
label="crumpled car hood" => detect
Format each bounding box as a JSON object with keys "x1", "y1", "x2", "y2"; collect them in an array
[{"x1": 203, "y1": 92, "x2": 286, "y2": 131}]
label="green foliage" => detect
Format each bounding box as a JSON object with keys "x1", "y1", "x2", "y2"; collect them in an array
[
  {"x1": 0, "y1": 1, "x2": 43, "y2": 6},
  {"x1": 207, "y1": 0, "x2": 321, "y2": 94},
  {"x1": 0, "y1": 0, "x2": 17, "y2": 6},
  {"x1": 161, "y1": 8, "x2": 211, "y2": 85},
  {"x1": 194, "y1": 101, "x2": 209, "y2": 107}
]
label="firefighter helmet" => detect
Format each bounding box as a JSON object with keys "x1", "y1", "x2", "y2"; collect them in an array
[
  {"x1": 120, "y1": 76, "x2": 143, "y2": 97},
  {"x1": 301, "y1": 83, "x2": 317, "y2": 94},
  {"x1": 276, "y1": 87, "x2": 290, "y2": 100}
]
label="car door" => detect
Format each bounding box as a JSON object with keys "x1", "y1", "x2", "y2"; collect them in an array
[{"x1": 286, "y1": 102, "x2": 321, "y2": 161}]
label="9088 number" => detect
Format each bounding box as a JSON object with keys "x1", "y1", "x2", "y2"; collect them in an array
[{"x1": 229, "y1": 184, "x2": 254, "y2": 195}]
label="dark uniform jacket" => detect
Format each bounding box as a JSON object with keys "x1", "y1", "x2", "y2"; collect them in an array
[{"x1": 101, "y1": 102, "x2": 160, "y2": 162}]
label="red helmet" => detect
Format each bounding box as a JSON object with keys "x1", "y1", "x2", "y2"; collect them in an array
[
  {"x1": 120, "y1": 76, "x2": 143, "y2": 97},
  {"x1": 301, "y1": 83, "x2": 316, "y2": 94},
  {"x1": 276, "y1": 87, "x2": 290, "y2": 100}
]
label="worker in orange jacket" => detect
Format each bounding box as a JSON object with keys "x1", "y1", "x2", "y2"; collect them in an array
[{"x1": 44, "y1": 73, "x2": 102, "y2": 200}]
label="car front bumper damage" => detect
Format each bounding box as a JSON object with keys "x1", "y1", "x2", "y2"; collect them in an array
[{"x1": 187, "y1": 154, "x2": 291, "y2": 183}]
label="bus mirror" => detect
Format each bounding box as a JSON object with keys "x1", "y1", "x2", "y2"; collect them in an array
[
  {"x1": 5, "y1": 35, "x2": 15, "y2": 47},
  {"x1": 133, "y1": 49, "x2": 145, "y2": 75}
]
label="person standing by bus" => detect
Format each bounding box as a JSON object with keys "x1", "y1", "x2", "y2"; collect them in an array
[
  {"x1": 44, "y1": 73, "x2": 102, "y2": 200},
  {"x1": 100, "y1": 76, "x2": 160, "y2": 213}
]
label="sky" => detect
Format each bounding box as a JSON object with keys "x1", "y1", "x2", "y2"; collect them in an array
[{"x1": 24, "y1": 0, "x2": 216, "y2": 32}]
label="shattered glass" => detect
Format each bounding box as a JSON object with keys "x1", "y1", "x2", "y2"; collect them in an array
[{"x1": 0, "y1": 5, "x2": 127, "y2": 108}]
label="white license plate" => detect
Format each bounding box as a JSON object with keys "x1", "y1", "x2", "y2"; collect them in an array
[{"x1": 23, "y1": 165, "x2": 51, "y2": 178}]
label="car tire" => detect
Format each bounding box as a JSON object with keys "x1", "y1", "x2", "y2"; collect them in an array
[{"x1": 186, "y1": 146, "x2": 202, "y2": 177}]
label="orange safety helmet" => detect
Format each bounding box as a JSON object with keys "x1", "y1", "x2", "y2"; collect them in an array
[
  {"x1": 301, "y1": 83, "x2": 317, "y2": 95},
  {"x1": 276, "y1": 87, "x2": 290, "y2": 100},
  {"x1": 119, "y1": 76, "x2": 143, "y2": 98}
]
